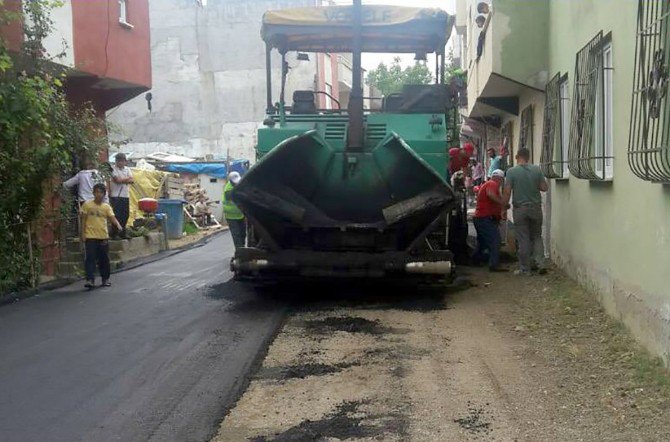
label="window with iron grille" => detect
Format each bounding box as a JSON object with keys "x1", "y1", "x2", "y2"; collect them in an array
[
  {"x1": 502, "y1": 121, "x2": 513, "y2": 167},
  {"x1": 540, "y1": 73, "x2": 563, "y2": 178},
  {"x1": 519, "y1": 105, "x2": 533, "y2": 161},
  {"x1": 628, "y1": 0, "x2": 670, "y2": 183},
  {"x1": 595, "y1": 43, "x2": 614, "y2": 179},
  {"x1": 559, "y1": 77, "x2": 570, "y2": 177},
  {"x1": 568, "y1": 32, "x2": 614, "y2": 180}
]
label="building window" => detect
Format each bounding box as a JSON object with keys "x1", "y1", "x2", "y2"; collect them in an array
[
  {"x1": 568, "y1": 32, "x2": 612, "y2": 181},
  {"x1": 519, "y1": 105, "x2": 533, "y2": 161},
  {"x1": 559, "y1": 78, "x2": 570, "y2": 178},
  {"x1": 628, "y1": 0, "x2": 670, "y2": 183},
  {"x1": 119, "y1": 0, "x2": 132, "y2": 28},
  {"x1": 541, "y1": 73, "x2": 570, "y2": 179},
  {"x1": 502, "y1": 121, "x2": 513, "y2": 168},
  {"x1": 595, "y1": 43, "x2": 614, "y2": 180},
  {"x1": 540, "y1": 73, "x2": 561, "y2": 178}
]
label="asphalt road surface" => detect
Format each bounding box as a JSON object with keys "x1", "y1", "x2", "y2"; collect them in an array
[{"x1": 0, "y1": 233, "x2": 287, "y2": 442}]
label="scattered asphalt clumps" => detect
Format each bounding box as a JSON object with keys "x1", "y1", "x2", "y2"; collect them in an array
[
  {"x1": 454, "y1": 402, "x2": 493, "y2": 435},
  {"x1": 302, "y1": 316, "x2": 395, "y2": 335},
  {"x1": 254, "y1": 362, "x2": 358, "y2": 381},
  {"x1": 249, "y1": 401, "x2": 405, "y2": 442},
  {"x1": 365, "y1": 344, "x2": 430, "y2": 362}
]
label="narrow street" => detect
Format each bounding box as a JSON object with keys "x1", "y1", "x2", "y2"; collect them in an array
[
  {"x1": 2, "y1": 234, "x2": 669, "y2": 442},
  {"x1": 0, "y1": 233, "x2": 288, "y2": 442},
  {"x1": 2, "y1": 0, "x2": 670, "y2": 441}
]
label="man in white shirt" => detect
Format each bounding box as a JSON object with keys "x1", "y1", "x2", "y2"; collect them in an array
[
  {"x1": 63, "y1": 159, "x2": 107, "y2": 203},
  {"x1": 110, "y1": 153, "x2": 134, "y2": 239}
]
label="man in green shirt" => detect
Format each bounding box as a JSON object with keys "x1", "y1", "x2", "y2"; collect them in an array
[
  {"x1": 487, "y1": 147, "x2": 502, "y2": 178},
  {"x1": 502, "y1": 148, "x2": 548, "y2": 275}
]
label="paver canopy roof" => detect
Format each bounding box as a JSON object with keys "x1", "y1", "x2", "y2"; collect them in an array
[{"x1": 262, "y1": 5, "x2": 453, "y2": 54}]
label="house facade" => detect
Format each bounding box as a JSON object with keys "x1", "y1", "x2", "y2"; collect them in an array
[
  {"x1": 458, "y1": 0, "x2": 670, "y2": 364},
  {"x1": 2, "y1": 0, "x2": 151, "y2": 113}
]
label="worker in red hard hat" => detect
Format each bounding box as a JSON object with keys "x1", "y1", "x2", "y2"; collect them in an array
[
  {"x1": 463, "y1": 142, "x2": 475, "y2": 156},
  {"x1": 449, "y1": 146, "x2": 470, "y2": 176}
]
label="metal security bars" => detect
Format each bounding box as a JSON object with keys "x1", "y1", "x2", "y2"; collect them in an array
[
  {"x1": 519, "y1": 105, "x2": 533, "y2": 161},
  {"x1": 540, "y1": 73, "x2": 564, "y2": 178},
  {"x1": 628, "y1": 0, "x2": 670, "y2": 183},
  {"x1": 568, "y1": 32, "x2": 613, "y2": 180},
  {"x1": 502, "y1": 121, "x2": 513, "y2": 167}
]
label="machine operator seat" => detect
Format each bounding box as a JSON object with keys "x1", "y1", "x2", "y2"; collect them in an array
[{"x1": 292, "y1": 90, "x2": 317, "y2": 114}]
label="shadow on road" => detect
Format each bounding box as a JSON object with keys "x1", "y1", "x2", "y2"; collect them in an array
[{"x1": 207, "y1": 270, "x2": 475, "y2": 314}]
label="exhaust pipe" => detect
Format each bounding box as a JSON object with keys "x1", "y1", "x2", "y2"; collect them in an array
[
  {"x1": 231, "y1": 259, "x2": 270, "y2": 273},
  {"x1": 405, "y1": 261, "x2": 452, "y2": 275}
]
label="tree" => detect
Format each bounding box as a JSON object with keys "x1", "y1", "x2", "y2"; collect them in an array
[{"x1": 366, "y1": 57, "x2": 433, "y2": 96}]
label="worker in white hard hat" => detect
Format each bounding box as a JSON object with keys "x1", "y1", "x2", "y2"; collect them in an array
[
  {"x1": 223, "y1": 171, "x2": 246, "y2": 249},
  {"x1": 472, "y1": 169, "x2": 508, "y2": 272}
]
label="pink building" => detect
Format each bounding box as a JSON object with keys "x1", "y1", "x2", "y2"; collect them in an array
[{"x1": 2, "y1": 0, "x2": 151, "y2": 114}]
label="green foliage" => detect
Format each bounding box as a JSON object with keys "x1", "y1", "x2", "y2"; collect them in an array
[
  {"x1": 365, "y1": 57, "x2": 433, "y2": 96},
  {"x1": 0, "y1": 0, "x2": 108, "y2": 294},
  {"x1": 183, "y1": 222, "x2": 199, "y2": 235}
]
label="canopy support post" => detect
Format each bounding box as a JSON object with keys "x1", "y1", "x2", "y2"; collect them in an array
[
  {"x1": 266, "y1": 43, "x2": 273, "y2": 113},
  {"x1": 440, "y1": 51, "x2": 446, "y2": 85},
  {"x1": 347, "y1": 0, "x2": 364, "y2": 152}
]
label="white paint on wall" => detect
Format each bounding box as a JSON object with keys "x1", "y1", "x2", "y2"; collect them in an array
[{"x1": 42, "y1": 0, "x2": 75, "y2": 67}]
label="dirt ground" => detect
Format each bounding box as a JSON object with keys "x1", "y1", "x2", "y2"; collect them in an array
[{"x1": 213, "y1": 266, "x2": 670, "y2": 442}]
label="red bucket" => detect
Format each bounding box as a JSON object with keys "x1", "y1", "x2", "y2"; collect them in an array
[{"x1": 138, "y1": 198, "x2": 158, "y2": 213}]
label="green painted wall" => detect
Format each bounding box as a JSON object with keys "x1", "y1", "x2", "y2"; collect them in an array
[
  {"x1": 493, "y1": 0, "x2": 550, "y2": 89},
  {"x1": 546, "y1": 0, "x2": 670, "y2": 362}
]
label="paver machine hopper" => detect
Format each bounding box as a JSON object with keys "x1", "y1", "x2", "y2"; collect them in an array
[{"x1": 231, "y1": 1, "x2": 460, "y2": 282}]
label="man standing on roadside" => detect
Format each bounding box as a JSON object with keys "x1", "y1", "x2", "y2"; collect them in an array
[
  {"x1": 473, "y1": 169, "x2": 508, "y2": 272},
  {"x1": 223, "y1": 171, "x2": 246, "y2": 249},
  {"x1": 63, "y1": 158, "x2": 106, "y2": 204},
  {"x1": 502, "y1": 148, "x2": 548, "y2": 275},
  {"x1": 110, "y1": 153, "x2": 134, "y2": 239},
  {"x1": 487, "y1": 147, "x2": 502, "y2": 179}
]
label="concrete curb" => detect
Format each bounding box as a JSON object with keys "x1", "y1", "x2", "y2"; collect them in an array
[{"x1": 0, "y1": 228, "x2": 229, "y2": 307}]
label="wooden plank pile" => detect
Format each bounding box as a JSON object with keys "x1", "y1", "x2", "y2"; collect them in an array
[
  {"x1": 183, "y1": 182, "x2": 221, "y2": 229},
  {"x1": 165, "y1": 176, "x2": 185, "y2": 199}
]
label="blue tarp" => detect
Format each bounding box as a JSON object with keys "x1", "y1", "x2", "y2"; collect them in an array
[{"x1": 164, "y1": 160, "x2": 249, "y2": 179}]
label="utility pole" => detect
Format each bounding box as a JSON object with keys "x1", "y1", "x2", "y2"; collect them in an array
[{"x1": 347, "y1": 0, "x2": 364, "y2": 152}]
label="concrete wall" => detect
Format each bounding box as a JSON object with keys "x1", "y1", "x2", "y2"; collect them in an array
[
  {"x1": 493, "y1": 0, "x2": 549, "y2": 89},
  {"x1": 545, "y1": 0, "x2": 670, "y2": 364},
  {"x1": 109, "y1": 0, "x2": 319, "y2": 162},
  {"x1": 465, "y1": 0, "x2": 549, "y2": 115}
]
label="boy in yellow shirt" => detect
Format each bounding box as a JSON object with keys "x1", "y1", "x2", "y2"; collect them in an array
[{"x1": 80, "y1": 184, "x2": 122, "y2": 289}]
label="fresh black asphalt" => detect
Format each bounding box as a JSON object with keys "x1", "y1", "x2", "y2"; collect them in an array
[{"x1": 0, "y1": 233, "x2": 288, "y2": 442}]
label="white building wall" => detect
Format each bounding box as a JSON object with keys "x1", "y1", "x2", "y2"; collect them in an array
[
  {"x1": 27, "y1": 0, "x2": 75, "y2": 67},
  {"x1": 108, "y1": 0, "x2": 318, "y2": 162}
]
